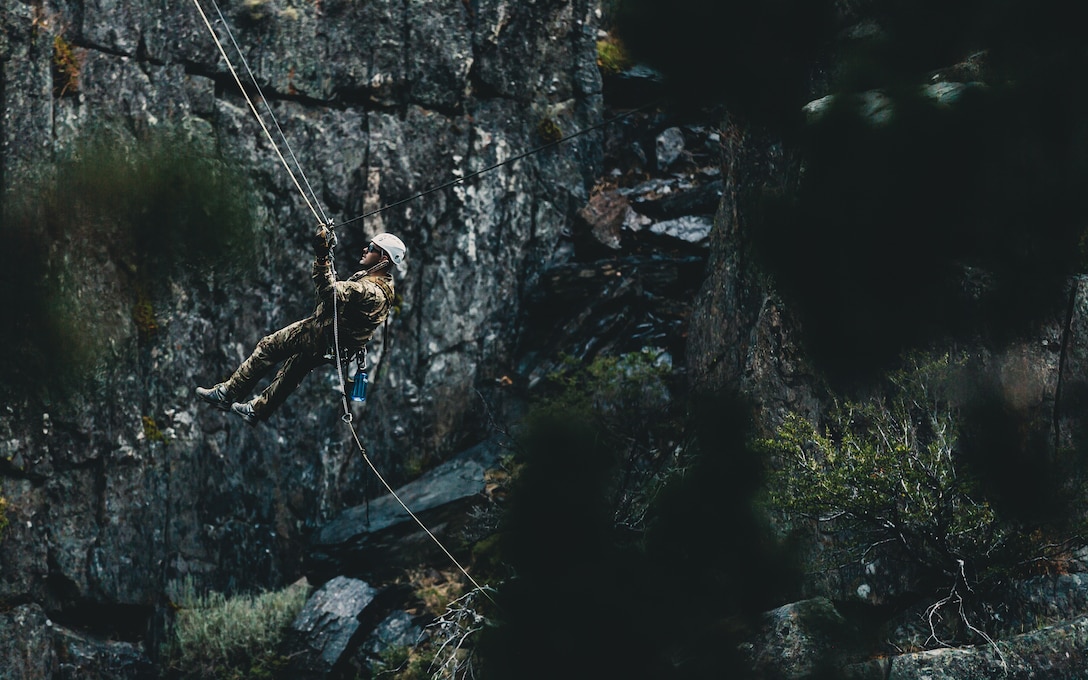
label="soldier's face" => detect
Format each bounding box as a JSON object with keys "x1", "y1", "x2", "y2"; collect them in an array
[{"x1": 360, "y1": 242, "x2": 383, "y2": 268}]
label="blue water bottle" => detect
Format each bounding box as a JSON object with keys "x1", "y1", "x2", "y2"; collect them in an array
[{"x1": 350, "y1": 368, "x2": 368, "y2": 402}]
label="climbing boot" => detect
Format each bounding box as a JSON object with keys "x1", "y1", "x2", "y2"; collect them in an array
[
  {"x1": 196, "y1": 383, "x2": 232, "y2": 411},
  {"x1": 230, "y1": 401, "x2": 259, "y2": 426}
]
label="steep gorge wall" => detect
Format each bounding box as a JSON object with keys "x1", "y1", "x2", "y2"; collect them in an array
[{"x1": 0, "y1": 0, "x2": 601, "y2": 628}]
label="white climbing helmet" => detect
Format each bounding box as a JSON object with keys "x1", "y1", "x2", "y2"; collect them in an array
[{"x1": 371, "y1": 233, "x2": 406, "y2": 269}]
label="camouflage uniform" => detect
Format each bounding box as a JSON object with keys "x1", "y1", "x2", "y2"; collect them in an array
[{"x1": 220, "y1": 254, "x2": 394, "y2": 421}]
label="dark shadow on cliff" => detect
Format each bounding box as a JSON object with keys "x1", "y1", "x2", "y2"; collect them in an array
[
  {"x1": 748, "y1": 1, "x2": 1088, "y2": 387},
  {"x1": 639, "y1": 392, "x2": 805, "y2": 678},
  {"x1": 476, "y1": 393, "x2": 801, "y2": 679},
  {"x1": 753, "y1": 82, "x2": 1088, "y2": 386},
  {"x1": 953, "y1": 367, "x2": 1088, "y2": 533},
  {"x1": 614, "y1": 0, "x2": 837, "y2": 131},
  {"x1": 0, "y1": 125, "x2": 257, "y2": 397}
]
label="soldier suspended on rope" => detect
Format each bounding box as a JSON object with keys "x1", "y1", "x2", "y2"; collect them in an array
[{"x1": 196, "y1": 227, "x2": 405, "y2": 425}]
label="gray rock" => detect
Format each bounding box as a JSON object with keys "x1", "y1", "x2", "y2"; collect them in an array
[
  {"x1": 997, "y1": 573, "x2": 1088, "y2": 637},
  {"x1": 307, "y1": 437, "x2": 504, "y2": 581},
  {"x1": 52, "y1": 624, "x2": 153, "y2": 680},
  {"x1": 655, "y1": 126, "x2": 685, "y2": 170},
  {"x1": 285, "y1": 576, "x2": 380, "y2": 677},
  {"x1": 362, "y1": 610, "x2": 423, "y2": 657},
  {"x1": 887, "y1": 615, "x2": 1088, "y2": 680},
  {"x1": 743, "y1": 597, "x2": 856, "y2": 679},
  {"x1": 649, "y1": 215, "x2": 714, "y2": 244},
  {"x1": 0, "y1": 604, "x2": 55, "y2": 680}
]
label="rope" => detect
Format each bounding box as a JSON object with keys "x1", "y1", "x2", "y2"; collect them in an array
[
  {"x1": 205, "y1": 0, "x2": 330, "y2": 227},
  {"x1": 336, "y1": 101, "x2": 659, "y2": 228},
  {"x1": 343, "y1": 418, "x2": 496, "y2": 603},
  {"x1": 191, "y1": 0, "x2": 326, "y2": 226}
]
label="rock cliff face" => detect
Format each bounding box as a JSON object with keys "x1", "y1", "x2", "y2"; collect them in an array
[{"x1": 0, "y1": 0, "x2": 602, "y2": 667}]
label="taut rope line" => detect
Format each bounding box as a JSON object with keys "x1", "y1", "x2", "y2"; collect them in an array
[
  {"x1": 336, "y1": 101, "x2": 659, "y2": 229},
  {"x1": 204, "y1": 0, "x2": 329, "y2": 227},
  {"x1": 345, "y1": 421, "x2": 496, "y2": 603},
  {"x1": 191, "y1": 0, "x2": 325, "y2": 226}
]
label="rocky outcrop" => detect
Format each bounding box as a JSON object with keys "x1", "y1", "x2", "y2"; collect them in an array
[
  {"x1": 741, "y1": 598, "x2": 861, "y2": 680},
  {"x1": 306, "y1": 436, "x2": 505, "y2": 583},
  {"x1": 748, "y1": 589, "x2": 1088, "y2": 680},
  {"x1": 283, "y1": 575, "x2": 382, "y2": 678},
  {"x1": 859, "y1": 615, "x2": 1088, "y2": 680},
  {"x1": 0, "y1": 603, "x2": 152, "y2": 679}
]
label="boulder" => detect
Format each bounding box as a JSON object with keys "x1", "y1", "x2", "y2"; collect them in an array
[
  {"x1": 52, "y1": 624, "x2": 153, "y2": 680},
  {"x1": 578, "y1": 188, "x2": 628, "y2": 250},
  {"x1": 742, "y1": 597, "x2": 857, "y2": 679},
  {"x1": 358, "y1": 610, "x2": 424, "y2": 674},
  {"x1": 996, "y1": 573, "x2": 1088, "y2": 638},
  {"x1": 283, "y1": 576, "x2": 381, "y2": 678},
  {"x1": 655, "y1": 126, "x2": 686, "y2": 170}
]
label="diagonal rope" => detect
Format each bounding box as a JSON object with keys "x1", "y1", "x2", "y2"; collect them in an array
[
  {"x1": 204, "y1": 0, "x2": 330, "y2": 227},
  {"x1": 336, "y1": 101, "x2": 659, "y2": 228},
  {"x1": 191, "y1": 0, "x2": 326, "y2": 226},
  {"x1": 326, "y1": 267, "x2": 493, "y2": 602},
  {"x1": 343, "y1": 415, "x2": 497, "y2": 604}
]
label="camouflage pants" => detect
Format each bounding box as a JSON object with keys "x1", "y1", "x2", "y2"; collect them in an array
[{"x1": 222, "y1": 317, "x2": 333, "y2": 420}]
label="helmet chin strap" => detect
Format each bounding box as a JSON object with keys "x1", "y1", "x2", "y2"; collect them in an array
[{"x1": 361, "y1": 259, "x2": 393, "y2": 277}]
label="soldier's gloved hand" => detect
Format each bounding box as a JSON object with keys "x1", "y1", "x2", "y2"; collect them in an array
[{"x1": 312, "y1": 226, "x2": 337, "y2": 255}]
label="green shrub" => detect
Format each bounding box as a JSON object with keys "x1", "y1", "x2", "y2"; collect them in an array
[
  {"x1": 0, "y1": 125, "x2": 257, "y2": 394},
  {"x1": 596, "y1": 37, "x2": 630, "y2": 75},
  {"x1": 162, "y1": 576, "x2": 309, "y2": 679},
  {"x1": 765, "y1": 354, "x2": 1002, "y2": 575},
  {"x1": 762, "y1": 353, "x2": 1083, "y2": 646}
]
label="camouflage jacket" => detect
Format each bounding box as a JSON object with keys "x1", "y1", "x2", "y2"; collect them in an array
[{"x1": 311, "y1": 255, "x2": 395, "y2": 350}]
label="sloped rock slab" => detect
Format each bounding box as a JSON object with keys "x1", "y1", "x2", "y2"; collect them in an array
[
  {"x1": 307, "y1": 438, "x2": 504, "y2": 581},
  {"x1": 53, "y1": 624, "x2": 153, "y2": 680},
  {"x1": 283, "y1": 576, "x2": 380, "y2": 678},
  {"x1": 0, "y1": 604, "x2": 152, "y2": 680},
  {"x1": 886, "y1": 614, "x2": 1088, "y2": 679},
  {"x1": 996, "y1": 572, "x2": 1088, "y2": 637},
  {"x1": 357, "y1": 610, "x2": 424, "y2": 674}
]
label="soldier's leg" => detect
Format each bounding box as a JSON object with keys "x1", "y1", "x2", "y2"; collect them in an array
[
  {"x1": 221, "y1": 319, "x2": 317, "y2": 400},
  {"x1": 248, "y1": 351, "x2": 328, "y2": 420}
]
